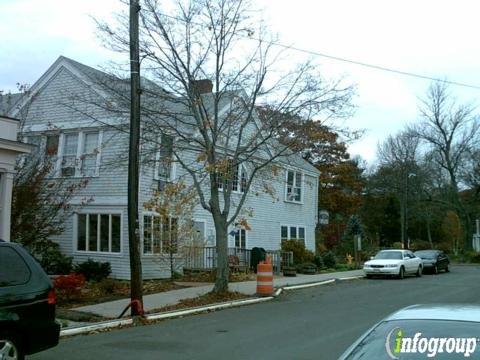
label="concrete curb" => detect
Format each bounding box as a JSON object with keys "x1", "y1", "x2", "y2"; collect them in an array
[
  {"x1": 282, "y1": 279, "x2": 336, "y2": 291},
  {"x1": 59, "y1": 274, "x2": 364, "y2": 337},
  {"x1": 60, "y1": 318, "x2": 133, "y2": 337},
  {"x1": 145, "y1": 296, "x2": 273, "y2": 321},
  {"x1": 338, "y1": 275, "x2": 365, "y2": 281}
]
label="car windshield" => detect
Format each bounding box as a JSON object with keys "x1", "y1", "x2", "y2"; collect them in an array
[
  {"x1": 374, "y1": 251, "x2": 402, "y2": 260},
  {"x1": 415, "y1": 251, "x2": 438, "y2": 259},
  {"x1": 345, "y1": 319, "x2": 480, "y2": 359}
]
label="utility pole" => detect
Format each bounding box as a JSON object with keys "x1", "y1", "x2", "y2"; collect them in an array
[{"x1": 128, "y1": 0, "x2": 143, "y2": 316}]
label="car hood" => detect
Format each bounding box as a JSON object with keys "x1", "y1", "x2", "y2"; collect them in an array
[{"x1": 365, "y1": 259, "x2": 402, "y2": 266}]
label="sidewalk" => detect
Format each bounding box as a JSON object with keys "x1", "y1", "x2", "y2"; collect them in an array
[{"x1": 73, "y1": 269, "x2": 364, "y2": 318}]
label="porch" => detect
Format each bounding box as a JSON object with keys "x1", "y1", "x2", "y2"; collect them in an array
[{"x1": 183, "y1": 246, "x2": 294, "y2": 275}]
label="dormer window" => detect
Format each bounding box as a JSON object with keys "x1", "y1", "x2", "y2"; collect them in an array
[{"x1": 285, "y1": 170, "x2": 303, "y2": 203}]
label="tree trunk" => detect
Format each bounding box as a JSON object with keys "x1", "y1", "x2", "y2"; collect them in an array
[
  {"x1": 400, "y1": 200, "x2": 405, "y2": 248},
  {"x1": 426, "y1": 215, "x2": 433, "y2": 248},
  {"x1": 213, "y1": 215, "x2": 229, "y2": 293}
]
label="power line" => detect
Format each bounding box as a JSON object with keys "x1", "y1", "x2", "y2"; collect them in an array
[
  {"x1": 251, "y1": 38, "x2": 480, "y2": 90},
  {"x1": 152, "y1": 11, "x2": 480, "y2": 91}
]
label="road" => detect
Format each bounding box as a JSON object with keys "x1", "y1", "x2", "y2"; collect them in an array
[{"x1": 31, "y1": 266, "x2": 480, "y2": 360}]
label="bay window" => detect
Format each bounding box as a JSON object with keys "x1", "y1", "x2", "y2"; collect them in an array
[{"x1": 77, "y1": 213, "x2": 121, "y2": 253}]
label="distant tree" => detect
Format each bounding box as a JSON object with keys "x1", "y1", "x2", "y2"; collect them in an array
[{"x1": 411, "y1": 82, "x2": 480, "y2": 248}]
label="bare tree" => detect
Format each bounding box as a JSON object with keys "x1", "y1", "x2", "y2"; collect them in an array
[
  {"x1": 92, "y1": 0, "x2": 354, "y2": 293},
  {"x1": 411, "y1": 82, "x2": 480, "y2": 248},
  {"x1": 376, "y1": 130, "x2": 421, "y2": 247}
]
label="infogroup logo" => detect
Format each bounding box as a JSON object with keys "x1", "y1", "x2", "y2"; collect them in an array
[{"x1": 385, "y1": 327, "x2": 478, "y2": 359}]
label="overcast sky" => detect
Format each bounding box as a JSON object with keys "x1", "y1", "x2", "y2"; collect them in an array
[{"x1": 2, "y1": 0, "x2": 479, "y2": 163}]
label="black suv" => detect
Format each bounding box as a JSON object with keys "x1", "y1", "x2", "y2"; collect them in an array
[{"x1": 0, "y1": 241, "x2": 60, "y2": 359}]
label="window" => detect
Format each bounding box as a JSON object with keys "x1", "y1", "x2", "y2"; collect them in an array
[
  {"x1": 62, "y1": 133, "x2": 78, "y2": 177},
  {"x1": 81, "y1": 132, "x2": 99, "y2": 176},
  {"x1": 157, "y1": 134, "x2": 174, "y2": 181},
  {"x1": 285, "y1": 170, "x2": 302, "y2": 202},
  {"x1": 0, "y1": 247, "x2": 31, "y2": 286},
  {"x1": 281, "y1": 225, "x2": 306, "y2": 245},
  {"x1": 76, "y1": 213, "x2": 121, "y2": 253},
  {"x1": 216, "y1": 160, "x2": 247, "y2": 193},
  {"x1": 45, "y1": 134, "x2": 59, "y2": 162},
  {"x1": 143, "y1": 215, "x2": 178, "y2": 254},
  {"x1": 234, "y1": 229, "x2": 247, "y2": 249}
]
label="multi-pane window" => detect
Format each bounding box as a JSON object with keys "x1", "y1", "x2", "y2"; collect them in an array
[
  {"x1": 216, "y1": 160, "x2": 247, "y2": 193},
  {"x1": 62, "y1": 133, "x2": 78, "y2": 177},
  {"x1": 25, "y1": 131, "x2": 100, "y2": 177},
  {"x1": 77, "y1": 213, "x2": 121, "y2": 253},
  {"x1": 281, "y1": 225, "x2": 306, "y2": 245},
  {"x1": 286, "y1": 170, "x2": 302, "y2": 202},
  {"x1": 234, "y1": 229, "x2": 246, "y2": 249},
  {"x1": 157, "y1": 134, "x2": 174, "y2": 181},
  {"x1": 143, "y1": 215, "x2": 178, "y2": 254},
  {"x1": 81, "y1": 132, "x2": 99, "y2": 176}
]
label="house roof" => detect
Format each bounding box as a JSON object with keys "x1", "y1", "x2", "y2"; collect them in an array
[{"x1": 15, "y1": 56, "x2": 320, "y2": 176}]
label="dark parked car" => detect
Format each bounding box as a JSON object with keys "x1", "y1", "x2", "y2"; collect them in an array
[
  {"x1": 414, "y1": 250, "x2": 450, "y2": 274},
  {"x1": 0, "y1": 241, "x2": 60, "y2": 360}
]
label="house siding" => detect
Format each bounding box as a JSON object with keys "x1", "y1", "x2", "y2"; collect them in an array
[{"x1": 16, "y1": 58, "x2": 319, "y2": 280}]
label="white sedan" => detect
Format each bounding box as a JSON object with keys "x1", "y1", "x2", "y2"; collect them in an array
[{"x1": 363, "y1": 249, "x2": 423, "y2": 279}]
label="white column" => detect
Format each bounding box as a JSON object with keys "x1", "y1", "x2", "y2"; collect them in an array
[{"x1": 0, "y1": 171, "x2": 14, "y2": 242}]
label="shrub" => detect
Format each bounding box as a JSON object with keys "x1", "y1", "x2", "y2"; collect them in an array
[
  {"x1": 296, "y1": 262, "x2": 317, "y2": 274},
  {"x1": 53, "y1": 273, "x2": 86, "y2": 300},
  {"x1": 281, "y1": 240, "x2": 314, "y2": 264},
  {"x1": 281, "y1": 240, "x2": 305, "y2": 264},
  {"x1": 323, "y1": 251, "x2": 337, "y2": 269},
  {"x1": 314, "y1": 254, "x2": 325, "y2": 269},
  {"x1": 436, "y1": 242, "x2": 452, "y2": 254},
  {"x1": 27, "y1": 241, "x2": 73, "y2": 275},
  {"x1": 391, "y1": 242, "x2": 404, "y2": 249},
  {"x1": 96, "y1": 278, "x2": 118, "y2": 294},
  {"x1": 411, "y1": 240, "x2": 432, "y2": 251},
  {"x1": 316, "y1": 242, "x2": 327, "y2": 254},
  {"x1": 466, "y1": 252, "x2": 480, "y2": 263},
  {"x1": 74, "y1": 259, "x2": 111, "y2": 282}
]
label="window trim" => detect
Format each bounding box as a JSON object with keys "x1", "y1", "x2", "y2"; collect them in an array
[
  {"x1": 284, "y1": 169, "x2": 304, "y2": 204},
  {"x1": 73, "y1": 211, "x2": 123, "y2": 255},
  {"x1": 154, "y1": 134, "x2": 176, "y2": 182},
  {"x1": 142, "y1": 212, "x2": 179, "y2": 255},
  {"x1": 280, "y1": 224, "x2": 306, "y2": 245},
  {"x1": 217, "y1": 162, "x2": 248, "y2": 194},
  {"x1": 25, "y1": 129, "x2": 103, "y2": 178},
  {"x1": 233, "y1": 227, "x2": 248, "y2": 249}
]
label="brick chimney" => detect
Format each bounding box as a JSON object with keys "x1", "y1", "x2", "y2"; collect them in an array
[{"x1": 191, "y1": 79, "x2": 213, "y2": 94}]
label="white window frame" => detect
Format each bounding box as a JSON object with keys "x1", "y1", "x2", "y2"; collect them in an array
[
  {"x1": 280, "y1": 224, "x2": 306, "y2": 245},
  {"x1": 284, "y1": 169, "x2": 304, "y2": 204},
  {"x1": 217, "y1": 162, "x2": 247, "y2": 194},
  {"x1": 74, "y1": 211, "x2": 123, "y2": 255},
  {"x1": 54, "y1": 130, "x2": 103, "y2": 178},
  {"x1": 154, "y1": 134, "x2": 176, "y2": 182},
  {"x1": 142, "y1": 212, "x2": 178, "y2": 255},
  {"x1": 192, "y1": 218, "x2": 207, "y2": 241},
  {"x1": 234, "y1": 228, "x2": 248, "y2": 249}
]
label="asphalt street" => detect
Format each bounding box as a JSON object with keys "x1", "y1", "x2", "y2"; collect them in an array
[{"x1": 30, "y1": 266, "x2": 480, "y2": 360}]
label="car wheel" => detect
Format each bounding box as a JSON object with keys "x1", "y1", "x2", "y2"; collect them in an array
[
  {"x1": 0, "y1": 332, "x2": 24, "y2": 360},
  {"x1": 366, "y1": 274, "x2": 372, "y2": 279},
  {"x1": 416, "y1": 265, "x2": 423, "y2": 277},
  {"x1": 398, "y1": 266, "x2": 405, "y2": 280},
  {"x1": 433, "y1": 265, "x2": 438, "y2": 275},
  {"x1": 445, "y1": 265, "x2": 450, "y2": 273}
]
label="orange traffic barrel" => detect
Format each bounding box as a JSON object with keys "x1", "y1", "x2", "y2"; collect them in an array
[{"x1": 256, "y1": 261, "x2": 274, "y2": 296}]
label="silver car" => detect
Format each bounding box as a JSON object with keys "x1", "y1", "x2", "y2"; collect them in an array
[{"x1": 339, "y1": 304, "x2": 480, "y2": 359}]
